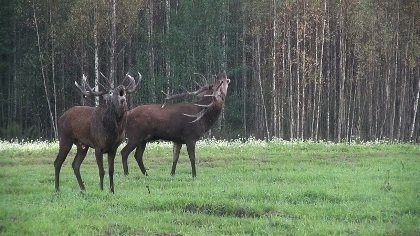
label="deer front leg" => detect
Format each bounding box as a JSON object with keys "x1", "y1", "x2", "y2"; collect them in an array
[
  {"x1": 171, "y1": 142, "x2": 182, "y2": 176},
  {"x1": 134, "y1": 142, "x2": 148, "y2": 176},
  {"x1": 186, "y1": 141, "x2": 197, "y2": 178},
  {"x1": 108, "y1": 150, "x2": 116, "y2": 193},
  {"x1": 95, "y1": 149, "x2": 105, "y2": 191}
]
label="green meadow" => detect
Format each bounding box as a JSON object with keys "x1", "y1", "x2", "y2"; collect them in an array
[{"x1": 0, "y1": 140, "x2": 419, "y2": 235}]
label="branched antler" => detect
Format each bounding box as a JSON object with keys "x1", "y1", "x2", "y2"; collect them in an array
[
  {"x1": 75, "y1": 74, "x2": 108, "y2": 97},
  {"x1": 124, "y1": 72, "x2": 142, "y2": 93},
  {"x1": 182, "y1": 72, "x2": 229, "y2": 123},
  {"x1": 182, "y1": 109, "x2": 207, "y2": 123},
  {"x1": 161, "y1": 85, "x2": 212, "y2": 109}
]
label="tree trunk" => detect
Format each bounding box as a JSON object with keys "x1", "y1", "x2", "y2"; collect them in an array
[
  {"x1": 165, "y1": 0, "x2": 171, "y2": 94},
  {"x1": 109, "y1": 0, "x2": 116, "y2": 87},
  {"x1": 288, "y1": 18, "x2": 294, "y2": 140},
  {"x1": 272, "y1": 0, "x2": 278, "y2": 138},
  {"x1": 397, "y1": 45, "x2": 409, "y2": 141},
  {"x1": 337, "y1": 0, "x2": 346, "y2": 142},
  {"x1": 311, "y1": 25, "x2": 318, "y2": 140},
  {"x1": 390, "y1": 2, "x2": 399, "y2": 141},
  {"x1": 94, "y1": 0, "x2": 99, "y2": 106},
  {"x1": 33, "y1": 0, "x2": 56, "y2": 139},
  {"x1": 148, "y1": 0, "x2": 155, "y2": 102},
  {"x1": 301, "y1": 0, "x2": 306, "y2": 140},
  {"x1": 296, "y1": 10, "x2": 300, "y2": 140},
  {"x1": 50, "y1": 3, "x2": 58, "y2": 138},
  {"x1": 316, "y1": 0, "x2": 326, "y2": 141},
  {"x1": 242, "y1": 24, "x2": 247, "y2": 138},
  {"x1": 256, "y1": 35, "x2": 270, "y2": 140},
  {"x1": 410, "y1": 69, "x2": 420, "y2": 140}
]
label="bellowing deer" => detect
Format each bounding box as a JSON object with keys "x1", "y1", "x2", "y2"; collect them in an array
[
  {"x1": 121, "y1": 71, "x2": 230, "y2": 177},
  {"x1": 54, "y1": 73, "x2": 141, "y2": 193}
]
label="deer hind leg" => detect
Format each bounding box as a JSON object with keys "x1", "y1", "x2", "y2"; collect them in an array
[
  {"x1": 186, "y1": 141, "x2": 197, "y2": 178},
  {"x1": 121, "y1": 140, "x2": 138, "y2": 176},
  {"x1": 72, "y1": 144, "x2": 89, "y2": 191},
  {"x1": 108, "y1": 150, "x2": 116, "y2": 193},
  {"x1": 134, "y1": 142, "x2": 148, "y2": 176},
  {"x1": 94, "y1": 149, "x2": 105, "y2": 191},
  {"x1": 54, "y1": 141, "x2": 72, "y2": 192},
  {"x1": 170, "y1": 142, "x2": 182, "y2": 176}
]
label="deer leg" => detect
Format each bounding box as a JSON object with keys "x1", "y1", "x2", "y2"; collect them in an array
[
  {"x1": 134, "y1": 142, "x2": 148, "y2": 176},
  {"x1": 170, "y1": 142, "x2": 182, "y2": 176},
  {"x1": 121, "y1": 140, "x2": 138, "y2": 176},
  {"x1": 95, "y1": 149, "x2": 105, "y2": 191},
  {"x1": 108, "y1": 150, "x2": 116, "y2": 193},
  {"x1": 186, "y1": 141, "x2": 197, "y2": 178},
  {"x1": 54, "y1": 142, "x2": 72, "y2": 192},
  {"x1": 72, "y1": 144, "x2": 88, "y2": 191}
]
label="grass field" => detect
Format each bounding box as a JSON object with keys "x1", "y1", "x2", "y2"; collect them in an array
[{"x1": 0, "y1": 139, "x2": 419, "y2": 235}]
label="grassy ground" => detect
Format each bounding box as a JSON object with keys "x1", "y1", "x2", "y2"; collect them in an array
[{"x1": 0, "y1": 140, "x2": 419, "y2": 235}]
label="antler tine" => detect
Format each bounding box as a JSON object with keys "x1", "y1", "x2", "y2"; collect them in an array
[
  {"x1": 100, "y1": 72, "x2": 113, "y2": 89},
  {"x1": 125, "y1": 74, "x2": 135, "y2": 91},
  {"x1": 164, "y1": 85, "x2": 210, "y2": 101},
  {"x1": 183, "y1": 108, "x2": 207, "y2": 123},
  {"x1": 193, "y1": 102, "x2": 214, "y2": 108},
  {"x1": 74, "y1": 74, "x2": 91, "y2": 96},
  {"x1": 120, "y1": 72, "x2": 129, "y2": 86},
  {"x1": 194, "y1": 72, "x2": 208, "y2": 85},
  {"x1": 75, "y1": 74, "x2": 108, "y2": 97}
]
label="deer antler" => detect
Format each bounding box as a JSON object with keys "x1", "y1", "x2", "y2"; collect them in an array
[
  {"x1": 183, "y1": 108, "x2": 207, "y2": 123},
  {"x1": 161, "y1": 85, "x2": 211, "y2": 108},
  {"x1": 182, "y1": 73, "x2": 229, "y2": 123},
  {"x1": 164, "y1": 85, "x2": 211, "y2": 101},
  {"x1": 194, "y1": 73, "x2": 208, "y2": 85},
  {"x1": 75, "y1": 74, "x2": 108, "y2": 97},
  {"x1": 124, "y1": 72, "x2": 142, "y2": 93}
]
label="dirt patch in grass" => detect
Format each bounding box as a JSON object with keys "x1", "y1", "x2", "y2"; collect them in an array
[
  {"x1": 286, "y1": 191, "x2": 342, "y2": 205},
  {"x1": 182, "y1": 202, "x2": 261, "y2": 218}
]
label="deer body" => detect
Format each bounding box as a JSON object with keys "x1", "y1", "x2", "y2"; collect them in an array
[
  {"x1": 128, "y1": 100, "x2": 222, "y2": 143},
  {"x1": 121, "y1": 71, "x2": 229, "y2": 177},
  {"x1": 58, "y1": 105, "x2": 126, "y2": 151},
  {"x1": 54, "y1": 74, "x2": 140, "y2": 193}
]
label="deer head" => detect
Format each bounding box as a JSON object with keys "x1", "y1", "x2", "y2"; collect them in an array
[
  {"x1": 164, "y1": 71, "x2": 230, "y2": 123},
  {"x1": 75, "y1": 72, "x2": 141, "y2": 117}
]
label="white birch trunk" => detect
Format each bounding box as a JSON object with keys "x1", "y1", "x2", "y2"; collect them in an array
[
  {"x1": 33, "y1": 0, "x2": 57, "y2": 138},
  {"x1": 94, "y1": 1, "x2": 99, "y2": 106},
  {"x1": 109, "y1": 0, "x2": 116, "y2": 88}
]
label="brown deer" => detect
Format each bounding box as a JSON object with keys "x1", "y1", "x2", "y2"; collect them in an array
[
  {"x1": 121, "y1": 71, "x2": 230, "y2": 177},
  {"x1": 54, "y1": 73, "x2": 141, "y2": 193}
]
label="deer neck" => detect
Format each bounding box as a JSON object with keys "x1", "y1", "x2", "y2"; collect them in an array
[{"x1": 197, "y1": 97, "x2": 224, "y2": 127}]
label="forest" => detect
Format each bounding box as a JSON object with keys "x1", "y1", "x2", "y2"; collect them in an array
[{"x1": 0, "y1": 0, "x2": 419, "y2": 142}]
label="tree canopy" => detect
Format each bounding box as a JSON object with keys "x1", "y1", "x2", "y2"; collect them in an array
[{"x1": 1, "y1": 0, "x2": 419, "y2": 142}]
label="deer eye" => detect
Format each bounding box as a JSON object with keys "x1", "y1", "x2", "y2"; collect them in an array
[
  {"x1": 109, "y1": 91, "x2": 113, "y2": 95},
  {"x1": 119, "y1": 90, "x2": 125, "y2": 96}
]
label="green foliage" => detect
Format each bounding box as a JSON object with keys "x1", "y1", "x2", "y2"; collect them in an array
[
  {"x1": 0, "y1": 141, "x2": 419, "y2": 235},
  {"x1": 0, "y1": 121, "x2": 38, "y2": 140}
]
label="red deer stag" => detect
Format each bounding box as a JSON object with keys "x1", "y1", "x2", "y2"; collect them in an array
[
  {"x1": 54, "y1": 73, "x2": 141, "y2": 193},
  {"x1": 121, "y1": 71, "x2": 230, "y2": 177}
]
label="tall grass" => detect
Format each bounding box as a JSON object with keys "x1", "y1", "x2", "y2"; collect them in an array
[{"x1": 0, "y1": 139, "x2": 419, "y2": 235}]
